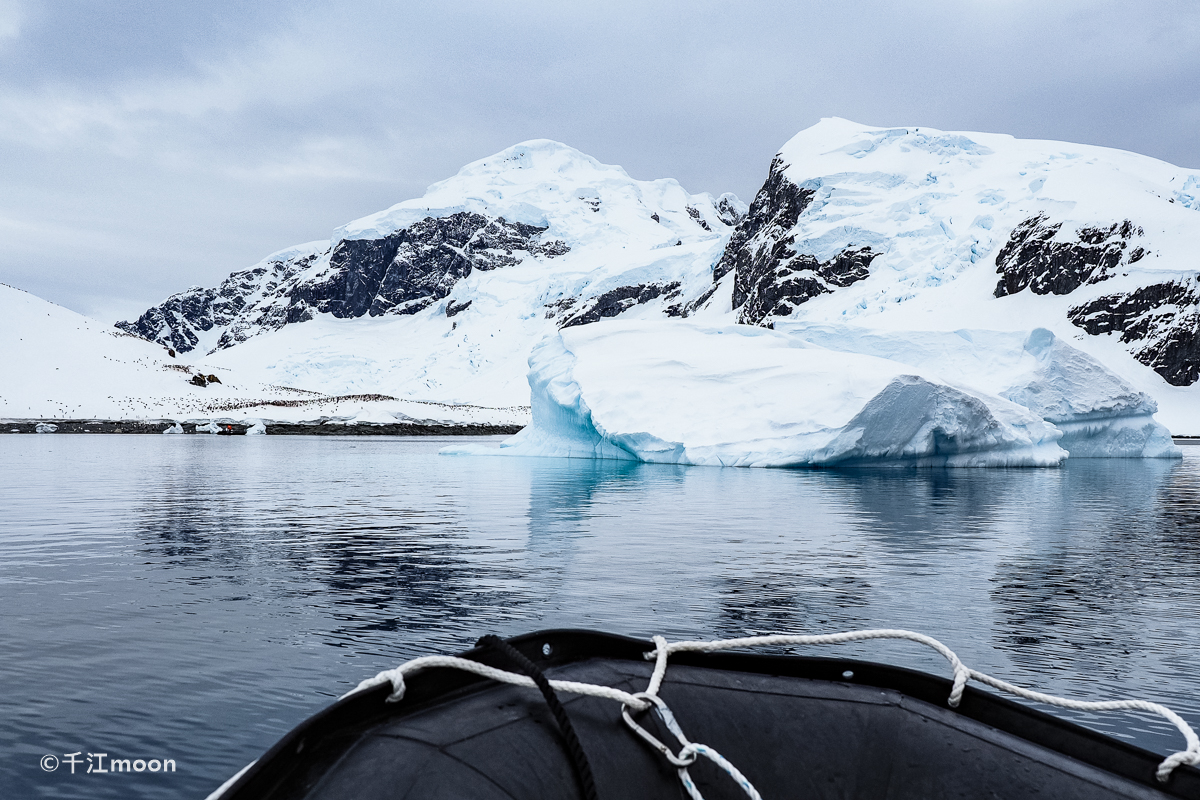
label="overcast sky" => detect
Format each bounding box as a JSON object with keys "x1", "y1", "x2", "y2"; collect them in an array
[{"x1": 1, "y1": 0, "x2": 1198, "y2": 323}]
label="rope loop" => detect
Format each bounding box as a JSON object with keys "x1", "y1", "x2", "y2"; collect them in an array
[
  {"x1": 621, "y1": 691, "x2": 762, "y2": 800},
  {"x1": 620, "y1": 693, "x2": 698, "y2": 767}
]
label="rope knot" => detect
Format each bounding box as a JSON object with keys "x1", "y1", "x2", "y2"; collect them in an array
[{"x1": 384, "y1": 669, "x2": 406, "y2": 703}]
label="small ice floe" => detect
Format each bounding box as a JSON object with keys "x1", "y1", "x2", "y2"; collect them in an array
[
  {"x1": 245, "y1": 421, "x2": 267, "y2": 435},
  {"x1": 34, "y1": 422, "x2": 58, "y2": 433},
  {"x1": 162, "y1": 423, "x2": 185, "y2": 434},
  {"x1": 194, "y1": 422, "x2": 222, "y2": 434}
]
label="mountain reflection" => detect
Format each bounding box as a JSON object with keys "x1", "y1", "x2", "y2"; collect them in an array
[{"x1": 129, "y1": 455, "x2": 536, "y2": 647}]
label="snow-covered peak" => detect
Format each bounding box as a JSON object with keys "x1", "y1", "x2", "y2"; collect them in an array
[
  {"x1": 725, "y1": 116, "x2": 1200, "y2": 337},
  {"x1": 772, "y1": 118, "x2": 1199, "y2": 227},
  {"x1": 338, "y1": 139, "x2": 723, "y2": 242},
  {"x1": 117, "y1": 139, "x2": 746, "y2": 407},
  {"x1": 709, "y1": 118, "x2": 1200, "y2": 430},
  {"x1": 452, "y1": 139, "x2": 633, "y2": 183}
]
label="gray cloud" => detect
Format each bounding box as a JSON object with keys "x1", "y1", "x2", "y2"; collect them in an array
[{"x1": 1, "y1": 0, "x2": 1197, "y2": 321}]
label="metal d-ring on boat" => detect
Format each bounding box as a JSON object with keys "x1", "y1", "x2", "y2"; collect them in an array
[{"x1": 208, "y1": 629, "x2": 1200, "y2": 800}]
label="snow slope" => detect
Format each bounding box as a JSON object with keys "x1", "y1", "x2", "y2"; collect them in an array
[{"x1": 0, "y1": 284, "x2": 523, "y2": 426}]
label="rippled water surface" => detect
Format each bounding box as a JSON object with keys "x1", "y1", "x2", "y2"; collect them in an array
[{"x1": 3, "y1": 435, "x2": 1200, "y2": 799}]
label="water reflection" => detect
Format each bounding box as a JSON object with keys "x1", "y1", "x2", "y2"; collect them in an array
[
  {"x1": 4, "y1": 438, "x2": 1200, "y2": 800},
  {"x1": 831, "y1": 466, "x2": 1019, "y2": 543},
  {"x1": 715, "y1": 570, "x2": 873, "y2": 640}
]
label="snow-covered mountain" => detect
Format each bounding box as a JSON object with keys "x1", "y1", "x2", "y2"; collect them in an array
[
  {"x1": 95, "y1": 122, "x2": 1200, "y2": 438},
  {"x1": 116, "y1": 140, "x2": 745, "y2": 406},
  {"x1": 708, "y1": 119, "x2": 1200, "y2": 390}
]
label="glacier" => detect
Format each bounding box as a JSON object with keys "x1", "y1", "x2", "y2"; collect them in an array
[{"x1": 444, "y1": 320, "x2": 1179, "y2": 467}]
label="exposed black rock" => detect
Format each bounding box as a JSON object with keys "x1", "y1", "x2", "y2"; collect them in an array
[
  {"x1": 446, "y1": 300, "x2": 472, "y2": 317},
  {"x1": 543, "y1": 297, "x2": 578, "y2": 321},
  {"x1": 668, "y1": 283, "x2": 720, "y2": 319},
  {"x1": 686, "y1": 206, "x2": 712, "y2": 231},
  {"x1": 558, "y1": 282, "x2": 683, "y2": 328},
  {"x1": 1068, "y1": 280, "x2": 1200, "y2": 386},
  {"x1": 121, "y1": 213, "x2": 569, "y2": 354},
  {"x1": 994, "y1": 214, "x2": 1145, "y2": 298},
  {"x1": 293, "y1": 213, "x2": 557, "y2": 320},
  {"x1": 712, "y1": 156, "x2": 816, "y2": 286},
  {"x1": 716, "y1": 196, "x2": 747, "y2": 227},
  {"x1": 738, "y1": 247, "x2": 877, "y2": 326},
  {"x1": 707, "y1": 156, "x2": 880, "y2": 325},
  {"x1": 117, "y1": 249, "x2": 323, "y2": 353}
]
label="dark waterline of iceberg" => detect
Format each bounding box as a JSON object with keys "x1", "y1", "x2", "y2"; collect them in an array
[{"x1": 3, "y1": 435, "x2": 1200, "y2": 799}]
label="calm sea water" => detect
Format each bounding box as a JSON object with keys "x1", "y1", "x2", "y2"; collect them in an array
[{"x1": 2, "y1": 435, "x2": 1200, "y2": 799}]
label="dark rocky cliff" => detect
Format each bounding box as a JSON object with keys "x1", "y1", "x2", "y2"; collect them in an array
[
  {"x1": 118, "y1": 213, "x2": 569, "y2": 354},
  {"x1": 711, "y1": 155, "x2": 876, "y2": 326},
  {"x1": 993, "y1": 214, "x2": 1146, "y2": 298},
  {"x1": 1069, "y1": 280, "x2": 1200, "y2": 386},
  {"x1": 116, "y1": 250, "x2": 323, "y2": 354},
  {"x1": 991, "y1": 214, "x2": 1199, "y2": 386}
]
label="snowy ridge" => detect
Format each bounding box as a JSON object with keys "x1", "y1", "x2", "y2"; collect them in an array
[{"x1": 119, "y1": 140, "x2": 742, "y2": 366}]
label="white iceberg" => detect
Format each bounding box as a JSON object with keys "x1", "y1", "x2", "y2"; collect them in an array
[
  {"x1": 245, "y1": 420, "x2": 267, "y2": 435},
  {"x1": 162, "y1": 422, "x2": 185, "y2": 434},
  {"x1": 444, "y1": 320, "x2": 1179, "y2": 467},
  {"x1": 445, "y1": 321, "x2": 1076, "y2": 467},
  {"x1": 780, "y1": 324, "x2": 1180, "y2": 459},
  {"x1": 194, "y1": 422, "x2": 222, "y2": 434}
]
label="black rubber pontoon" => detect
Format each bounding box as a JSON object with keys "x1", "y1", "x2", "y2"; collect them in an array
[{"x1": 214, "y1": 630, "x2": 1200, "y2": 799}]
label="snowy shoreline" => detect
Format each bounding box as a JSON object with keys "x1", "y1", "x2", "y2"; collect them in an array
[{"x1": 1, "y1": 419, "x2": 523, "y2": 436}]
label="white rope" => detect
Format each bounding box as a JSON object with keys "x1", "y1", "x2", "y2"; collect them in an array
[
  {"x1": 348, "y1": 655, "x2": 647, "y2": 708},
  {"x1": 346, "y1": 630, "x2": 1200, "y2": 792},
  {"x1": 648, "y1": 629, "x2": 1200, "y2": 783}
]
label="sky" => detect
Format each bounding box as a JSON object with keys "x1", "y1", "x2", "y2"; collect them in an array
[{"x1": 1, "y1": 0, "x2": 1198, "y2": 323}]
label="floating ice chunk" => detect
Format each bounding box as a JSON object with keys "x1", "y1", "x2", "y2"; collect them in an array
[
  {"x1": 34, "y1": 422, "x2": 57, "y2": 433},
  {"x1": 245, "y1": 421, "x2": 267, "y2": 435},
  {"x1": 162, "y1": 422, "x2": 184, "y2": 434},
  {"x1": 194, "y1": 422, "x2": 221, "y2": 434},
  {"x1": 447, "y1": 321, "x2": 1067, "y2": 468}
]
